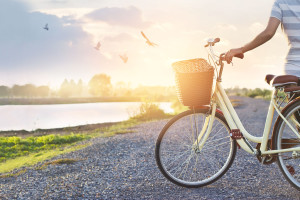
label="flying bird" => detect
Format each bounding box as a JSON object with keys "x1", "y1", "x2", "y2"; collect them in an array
[
  {"x1": 43, "y1": 23, "x2": 49, "y2": 31},
  {"x1": 94, "y1": 42, "x2": 101, "y2": 51},
  {"x1": 119, "y1": 54, "x2": 128, "y2": 63},
  {"x1": 141, "y1": 31, "x2": 158, "y2": 47}
]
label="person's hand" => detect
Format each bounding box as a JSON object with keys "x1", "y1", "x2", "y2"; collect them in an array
[{"x1": 224, "y1": 48, "x2": 244, "y2": 64}]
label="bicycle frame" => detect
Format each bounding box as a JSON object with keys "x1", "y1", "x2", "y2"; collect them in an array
[
  {"x1": 200, "y1": 41, "x2": 300, "y2": 156},
  {"x1": 214, "y1": 81, "x2": 300, "y2": 155}
]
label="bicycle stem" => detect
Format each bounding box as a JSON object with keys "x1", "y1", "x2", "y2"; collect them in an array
[{"x1": 217, "y1": 57, "x2": 224, "y2": 82}]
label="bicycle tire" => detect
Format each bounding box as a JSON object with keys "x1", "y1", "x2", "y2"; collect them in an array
[
  {"x1": 273, "y1": 100, "x2": 300, "y2": 190},
  {"x1": 155, "y1": 108, "x2": 237, "y2": 188}
]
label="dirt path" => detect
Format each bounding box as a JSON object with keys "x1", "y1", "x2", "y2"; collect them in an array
[{"x1": 0, "y1": 96, "x2": 299, "y2": 199}]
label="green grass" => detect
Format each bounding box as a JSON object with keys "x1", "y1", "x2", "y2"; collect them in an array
[
  {"x1": 0, "y1": 133, "x2": 90, "y2": 162},
  {"x1": 0, "y1": 143, "x2": 89, "y2": 174},
  {"x1": 0, "y1": 119, "x2": 142, "y2": 175},
  {"x1": 0, "y1": 169, "x2": 28, "y2": 178},
  {"x1": 0, "y1": 101, "x2": 172, "y2": 175}
]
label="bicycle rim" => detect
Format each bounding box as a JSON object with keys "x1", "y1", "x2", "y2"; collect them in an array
[
  {"x1": 275, "y1": 104, "x2": 300, "y2": 190},
  {"x1": 155, "y1": 109, "x2": 236, "y2": 188}
]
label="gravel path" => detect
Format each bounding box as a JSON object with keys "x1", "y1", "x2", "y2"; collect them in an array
[{"x1": 0, "y1": 96, "x2": 299, "y2": 199}]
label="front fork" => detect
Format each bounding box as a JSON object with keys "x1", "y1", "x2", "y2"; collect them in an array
[{"x1": 192, "y1": 102, "x2": 217, "y2": 151}]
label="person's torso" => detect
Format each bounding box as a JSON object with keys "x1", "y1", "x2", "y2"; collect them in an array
[{"x1": 276, "y1": 0, "x2": 300, "y2": 61}]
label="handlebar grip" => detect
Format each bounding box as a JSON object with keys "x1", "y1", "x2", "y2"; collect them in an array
[
  {"x1": 214, "y1": 38, "x2": 220, "y2": 43},
  {"x1": 204, "y1": 38, "x2": 220, "y2": 47},
  {"x1": 234, "y1": 53, "x2": 244, "y2": 59}
]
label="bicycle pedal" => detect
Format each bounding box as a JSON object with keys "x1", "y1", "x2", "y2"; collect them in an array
[{"x1": 230, "y1": 129, "x2": 244, "y2": 139}]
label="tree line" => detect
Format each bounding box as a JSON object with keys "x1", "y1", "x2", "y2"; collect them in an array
[
  {"x1": 0, "y1": 84, "x2": 50, "y2": 98},
  {"x1": 0, "y1": 74, "x2": 177, "y2": 100},
  {"x1": 225, "y1": 87, "x2": 272, "y2": 99}
]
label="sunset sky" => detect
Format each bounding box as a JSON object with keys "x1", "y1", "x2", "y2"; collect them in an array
[{"x1": 0, "y1": 0, "x2": 288, "y2": 89}]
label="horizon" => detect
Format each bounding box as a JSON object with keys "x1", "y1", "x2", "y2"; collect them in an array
[{"x1": 0, "y1": 0, "x2": 286, "y2": 90}]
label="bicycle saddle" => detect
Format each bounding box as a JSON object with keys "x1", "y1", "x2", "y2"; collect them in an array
[{"x1": 265, "y1": 74, "x2": 299, "y2": 87}]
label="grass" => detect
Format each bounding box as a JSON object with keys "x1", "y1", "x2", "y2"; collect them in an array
[
  {"x1": 0, "y1": 143, "x2": 89, "y2": 174},
  {"x1": 36, "y1": 158, "x2": 81, "y2": 170},
  {"x1": 0, "y1": 169, "x2": 28, "y2": 178},
  {"x1": 0, "y1": 100, "x2": 173, "y2": 176},
  {"x1": 0, "y1": 133, "x2": 90, "y2": 162},
  {"x1": 0, "y1": 120, "x2": 139, "y2": 175},
  {"x1": 230, "y1": 99, "x2": 244, "y2": 108}
]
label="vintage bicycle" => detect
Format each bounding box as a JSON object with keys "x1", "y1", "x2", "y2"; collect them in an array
[{"x1": 155, "y1": 38, "x2": 300, "y2": 190}]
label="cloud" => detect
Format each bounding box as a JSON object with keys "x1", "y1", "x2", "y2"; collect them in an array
[
  {"x1": 0, "y1": 0, "x2": 109, "y2": 86},
  {"x1": 85, "y1": 6, "x2": 152, "y2": 28},
  {"x1": 249, "y1": 22, "x2": 264, "y2": 34},
  {"x1": 214, "y1": 24, "x2": 237, "y2": 31},
  {"x1": 103, "y1": 33, "x2": 135, "y2": 43}
]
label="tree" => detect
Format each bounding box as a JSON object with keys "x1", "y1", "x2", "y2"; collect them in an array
[
  {"x1": 0, "y1": 86, "x2": 10, "y2": 97},
  {"x1": 76, "y1": 79, "x2": 83, "y2": 97},
  {"x1": 23, "y1": 84, "x2": 36, "y2": 97},
  {"x1": 88, "y1": 74, "x2": 112, "y2": 96},
  {"x1": 12, "y1": 85, "x2": 23, "y2": 97},
  {"x1": 59, "y1": 79, "x2": 72, "y2": 98},
  {"x1": 114, "y1": 81, "x2": 131, "y2": 96},
  {"x1": 36, "y1": 86, "x2": 50, "y2": 97}
]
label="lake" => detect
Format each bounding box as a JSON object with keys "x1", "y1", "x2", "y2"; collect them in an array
[{"x1": 0, "y1": 102, "x2": 173, "y2": 131}]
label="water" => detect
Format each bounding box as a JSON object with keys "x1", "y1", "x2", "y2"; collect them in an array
[{"x1": 0, "y1": 102, "x2": 173, "y2": 131}]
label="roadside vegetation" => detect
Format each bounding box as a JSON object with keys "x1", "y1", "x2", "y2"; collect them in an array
[
  {"x1": 0, "y1": 100, "x2": 173, "y2": 175},
  {"x1": 0, "y1": 134, "x2": 90, "y2": 163},
  {"x1": 130, "y1": 101, "x2": 173, "y2": 121},
  {"x1": 226, "y1": 87, "x2": 272, "y2": 100}
]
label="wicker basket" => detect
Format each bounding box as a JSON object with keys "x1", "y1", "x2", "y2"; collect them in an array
[{"x1": 172, "y1": 58, "x2": 214, "y2": 106}]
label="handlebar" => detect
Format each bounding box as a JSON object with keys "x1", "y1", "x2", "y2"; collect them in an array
[
  {"x1": 205, "y1": 38, "x2": 244, "y2": 81},
  {"x1": 204, "y1": 38, "x2": 220, "y2": 47},
  {"x1": 205, "y1": 38, "x2": 244, "y2": 62}
]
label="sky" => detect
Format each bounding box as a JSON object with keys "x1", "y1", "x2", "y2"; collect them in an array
[{"x1": 0, "y1": 0, "x2": 288, "y2": 89}]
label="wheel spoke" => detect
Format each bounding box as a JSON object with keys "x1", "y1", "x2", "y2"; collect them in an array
[
  {"x1": 156, "y1": 110, "x2": 236, "y2": 188},
  {"x1": 164, "y1": 149, "x2": 191, "y2": 169},
  {"x1": 275, "y1": 102, "x2": 300, "y2": 190}
]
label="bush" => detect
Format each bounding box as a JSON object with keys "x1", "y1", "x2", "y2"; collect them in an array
[
  {"x1": 171, "y1": 98, "x2": 189, "y2": 114},
  {"x1": 226, "y1": 87, "x2": 272, "y2": 100},
  {"x1": 131, "y1": 101, "x2": 171, "y2": 121}
]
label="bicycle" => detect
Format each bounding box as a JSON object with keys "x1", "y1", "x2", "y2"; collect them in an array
[{"x1": 155, "y1": 38, "x2": 300, "y2": 190}]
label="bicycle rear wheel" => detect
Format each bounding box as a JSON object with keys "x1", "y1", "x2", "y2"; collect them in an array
[
  {"x1": 273, "y1": 100, "x2": 300, "y2": 190},
  {"x1": 155, "y1": 108, "x2": 237, "y2": 188}
]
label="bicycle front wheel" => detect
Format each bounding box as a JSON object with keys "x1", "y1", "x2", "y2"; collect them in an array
[
  {"x1": 155, "y1": 108, "x2": 237, "y2": 188},
  {"x1": 273, "y1": 100, "x2": 300, "y2": 190}
]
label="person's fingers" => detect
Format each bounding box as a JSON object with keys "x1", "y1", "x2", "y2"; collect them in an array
[{"x1": 225, "y1": 51, "x2": 232, "y2": 64}]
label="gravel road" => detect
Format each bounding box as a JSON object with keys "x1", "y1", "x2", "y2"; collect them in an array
[{"x1": 0, "y1": 96, "x2": 299, "y2": 199}]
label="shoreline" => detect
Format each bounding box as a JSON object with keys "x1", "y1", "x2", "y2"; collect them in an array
[
  {"x1": 0, "y1": 97, "x2": 174, "y2": 105},
  {"x1": 0, "y1": 122, "x2": 120, "y2": 137}
]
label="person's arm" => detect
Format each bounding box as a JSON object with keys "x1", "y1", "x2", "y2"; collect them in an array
[{"x1": 224, "y1": 17, "x2": 281, "y2": 64}]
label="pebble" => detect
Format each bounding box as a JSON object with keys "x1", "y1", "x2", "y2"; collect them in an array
[{"x1": 0, "y1": 96, "x2": 299, "y2": 199}]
